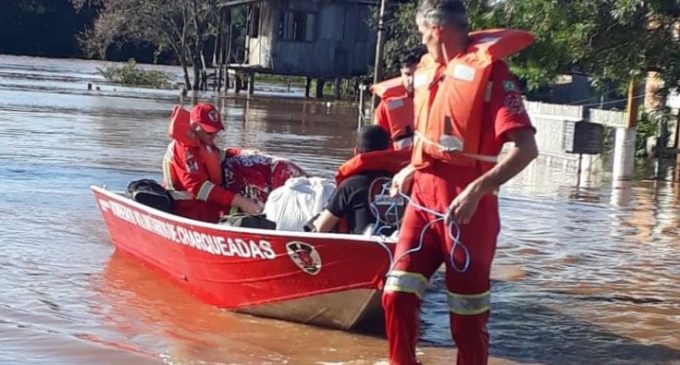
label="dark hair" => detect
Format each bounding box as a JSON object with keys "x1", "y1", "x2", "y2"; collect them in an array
[
  {"x1": 356, "y1": 125, "x2": 391, "y2": 153},
  {"x1": 399, "y1": 47, "x2": 426, "y2": 68}
]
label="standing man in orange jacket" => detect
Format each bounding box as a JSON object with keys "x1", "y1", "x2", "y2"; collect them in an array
[
  {"x1": 383, "y1": 1, "x2": 539, "y2": 364},
  {"x1": 372, "y1": 48, "x2": 424, "y2": 150},
  {"x1": 163, "y1": 103, "x2": 261, "y2": 223}
]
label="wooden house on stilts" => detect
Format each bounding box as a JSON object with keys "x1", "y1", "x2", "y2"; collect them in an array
[{"x1": 219, "y1": 0, "x2": 380, "y2": 98}]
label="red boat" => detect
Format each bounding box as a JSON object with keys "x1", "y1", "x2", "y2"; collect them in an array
[{"x1": 91, "y1": 185, "x2": 394, "y2": 330}]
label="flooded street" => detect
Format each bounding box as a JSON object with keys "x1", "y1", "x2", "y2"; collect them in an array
[{"x1": 1, "y1": 55, "x2": 679, "y2": 365}]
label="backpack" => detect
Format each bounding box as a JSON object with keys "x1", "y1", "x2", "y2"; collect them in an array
[{"x1": 126, "y1": 179, "x2": 174, "y2": 213}]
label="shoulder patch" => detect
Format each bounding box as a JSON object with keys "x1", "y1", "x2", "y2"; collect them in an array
[{"x1": 503, "y1": 80, "x2": 517, "y2": 92}]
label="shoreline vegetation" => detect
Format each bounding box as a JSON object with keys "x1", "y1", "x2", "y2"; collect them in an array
[
  {"x1": 96, "y1": 59, "x2": 339, "y2": 96},
  {"x1": 97, "y1": 59, "x2": 171, "y2": 89}
]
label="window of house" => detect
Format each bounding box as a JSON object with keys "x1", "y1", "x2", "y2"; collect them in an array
[{"x1": 280, "y1": 11, "x2": 316, "y2": 42}]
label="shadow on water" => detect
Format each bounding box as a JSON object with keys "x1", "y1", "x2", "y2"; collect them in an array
[
  {"x1": 492, "y1": 302, "x2": 680, "y2": 365},
  {"x1": 93, "y1": 252, "x2": 395, "y2": 365},
  {"x1": 490, "y1": 301, "x2": 680, "y2": 365},
  {"x1": 420, "y1": 274, "x2": 680, "y2": 365},
  {"x1": 96, "y1": 249, "x2": 680, "y2": 365}
]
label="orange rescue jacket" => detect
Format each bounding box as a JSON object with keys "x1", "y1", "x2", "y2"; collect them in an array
[
  {"x1": 371, "y1": 79, "x2": 415, "y2": 150},
  {"x1": 335, "y1": 149, "x2": 411, "y2": 185},
  {"x1": 333, "y1": 149, "x2": 411, "y2": 233},
  {"x1": 163, "y1": 106, "x2": 234, "y2": 206},
  {"x1": 411, "y1": 29, "x2": 534, "y2": 168}
]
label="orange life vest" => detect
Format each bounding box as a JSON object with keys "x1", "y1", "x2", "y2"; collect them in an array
[
  {"x1": 335, "y1": 149, "x2": 411, "y2": 186},
  {"x1": 378, "y1": 96, "x2": 415, "y2": 150},
  {"x1": 412, "y1": 29, "x2": 534, "y2": 168},
  {"x1": 370, "y1": 78, "x2": 406, "y2": 100},
  {"x1": 168, "y1": 106, "x2": 224, "y2": 186},
  {"x1": 371, "y1": 80, "x2": 415, "y2": 150},
  {"x1": 333, "y1": 149, "x2": 411, "y2": 234}
]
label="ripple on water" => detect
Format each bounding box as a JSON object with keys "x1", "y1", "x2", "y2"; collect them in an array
[{"x1": 1, "y1": 55, "x2": 680, "y2": 365}]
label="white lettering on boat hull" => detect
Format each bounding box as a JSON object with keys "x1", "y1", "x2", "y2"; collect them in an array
[{"x1": 102, "y1": 199, "x2": 275, "y2": 260}]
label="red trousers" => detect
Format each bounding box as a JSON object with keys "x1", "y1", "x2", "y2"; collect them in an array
[{"x1": 382, "y1": 163, "x2": 500, "y2": 365}]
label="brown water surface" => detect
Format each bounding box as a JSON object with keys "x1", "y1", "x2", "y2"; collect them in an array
[{"x1": 1, "y1": 55, "x2": 679, "y2": 365}]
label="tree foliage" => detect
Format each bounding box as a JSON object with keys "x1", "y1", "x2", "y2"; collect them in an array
[
  {"x1": 0, "y1": 0, "x2": 91, "y2": 58},
  {"x1": 380, "y1": 2, "x2": 421, "y2": 77},
  {"x1": 97, "y1": 59, "x2": 170, "y2": 88},
  {"x1": 382, "y1": 0, "x2": 680, "y2": 93},
  {"x1": 71, "y1": 0, "x2": 230, "y2": 90}
]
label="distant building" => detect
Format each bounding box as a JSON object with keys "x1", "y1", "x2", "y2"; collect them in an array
[{"x1": 220, "y1": 0, "x2": 384, "y2": 97}]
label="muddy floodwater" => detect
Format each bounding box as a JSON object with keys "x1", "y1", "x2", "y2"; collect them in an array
[{"x1": 1, "y1": 55, "x2": 679, "y2": 365}]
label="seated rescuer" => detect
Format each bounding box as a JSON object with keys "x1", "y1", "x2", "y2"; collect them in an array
[
  {"x1": 311, "y1": 125, "x2": 411, "y2": 234},
  {"x1": 372, "y1": 47, "x2": 424, "y2": 150},
  {"x1": 162, "y1": 103, "x2": 261, "y2": 223}
]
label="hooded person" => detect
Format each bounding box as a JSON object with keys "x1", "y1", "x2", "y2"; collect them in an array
[{"x1": 162, "y1": 103, "x2": 261, "y2": 223}]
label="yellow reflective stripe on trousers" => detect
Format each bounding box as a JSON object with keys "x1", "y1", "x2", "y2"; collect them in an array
[
  {"x1": 384, "y1": 271, "x2": 428, "y2": 298},
  {"x1": 447, "y1": 290, "x2": 490, "y2": 315},
  {"x1": 162, "y1": 142, "x2": 175, "y2": 190},
  {"x1": 196, "y1": 181, "x2": 215, "y2": 201}
]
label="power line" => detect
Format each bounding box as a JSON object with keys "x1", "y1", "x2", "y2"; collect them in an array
[
  {"x1": 567, "y1": 87, "x2": 619, "y2": 105},
  {"x1": 576, "y1": 94, "x2": 646, "y2": 108}
]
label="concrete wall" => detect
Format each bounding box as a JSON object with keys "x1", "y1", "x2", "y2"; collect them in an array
[
  {"x1": 524, "y1": 101, "x2": 583, "y2": 171},
  {"x1": 520, "y1": 100, "x2": 629, "y2": 182}
]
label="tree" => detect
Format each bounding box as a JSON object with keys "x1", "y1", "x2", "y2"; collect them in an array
[
  {"x1": 0, "y1": 0, "x2": 86, "y2": 58},
  {"x1": 479, "y1": 0, "x2": 680, "y2": 93},
  {"x1": 380, "y1": 2, "x2": 421, "y2": 78},
  {"x1": 380, "y1": 0, "x2": 680, "y2": 94},
  {"x1": 71, "y1": 0, "x2": 223, "y2": 90}
]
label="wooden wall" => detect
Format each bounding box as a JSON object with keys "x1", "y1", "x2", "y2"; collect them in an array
[{"x1": 246, "y1": 0, "x2": 375, "y2": 78}]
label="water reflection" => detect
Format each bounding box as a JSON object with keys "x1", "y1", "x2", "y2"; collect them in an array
[{"x1": 1, "y1": 55, "x2": 680, "y2": 365}]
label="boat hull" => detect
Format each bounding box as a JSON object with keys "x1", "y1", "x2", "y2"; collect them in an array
[{"x1": 92, "y1": 186, "x2": 393, "y2": 330}]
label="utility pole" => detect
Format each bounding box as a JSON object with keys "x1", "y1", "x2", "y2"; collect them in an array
[
  {"x1": 369, "y1": 0, "x2": 388, "y2": 124},
  {"x1": 625, "y1": 76, "x2": 641, "y2": 130},
  {"x1": 613, "y1": 76, "x2": 641, "y2": 181},
  {"x1": 675, "y1": 112, "x2": 680, "y2": 182}
]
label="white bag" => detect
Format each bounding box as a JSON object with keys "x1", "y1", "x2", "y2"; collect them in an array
[{"x1": 263, "y1": 177, "x2": 336, "y2": 231}]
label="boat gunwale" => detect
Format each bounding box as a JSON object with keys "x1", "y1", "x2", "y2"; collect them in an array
[{"x1": 91, "y1": 185, "x2": 396, "y2": 245}]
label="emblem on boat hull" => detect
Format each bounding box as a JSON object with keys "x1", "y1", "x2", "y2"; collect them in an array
[{"x1": 286, "y1": 241, "x2": 321, "y2": 275}]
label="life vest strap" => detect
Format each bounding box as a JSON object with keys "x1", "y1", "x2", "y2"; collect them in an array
[{"x1": 415, "y1": 131, "x2": 499, "y2": 164}]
